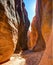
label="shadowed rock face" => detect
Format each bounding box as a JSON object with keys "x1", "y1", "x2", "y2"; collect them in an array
[{"x1": 15, "y1": 0, "x2": 30, "y2": 52}]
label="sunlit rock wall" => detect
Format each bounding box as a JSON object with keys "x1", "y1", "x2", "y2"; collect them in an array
[
  {"x1": 28, "y1": 16, "x2": 38, "y2": 50},
  {"x1": 0, "y1": 1, "x2": 15, "y2": 63},
  {"x1": 29, "y1": 0, "x2": 52, "y2": 65},
  {"x1": 0, "y1": 0, "x2": 30, "y2": 63}
]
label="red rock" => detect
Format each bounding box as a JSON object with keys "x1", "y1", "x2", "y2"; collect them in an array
[
  {"x1": 0, "y1": 3, "x2": 14, "y2": 63},
  {"x1": 29, "y1": 0, "x2": 52, "y2": 65}
]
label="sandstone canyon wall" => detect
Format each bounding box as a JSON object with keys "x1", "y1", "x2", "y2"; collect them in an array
[
  {"x1": 0, "y1": 0, "x2": 30, "y2": 63},
  {"x1": 0, "y1": 0, "x2": 52, "y2": 64},
  {"x1": 15, "y1": 0, "x2": 30, "y2": 52},
  {"x1": 29, "y1": 0, "x2": 52, "y2": 65}
]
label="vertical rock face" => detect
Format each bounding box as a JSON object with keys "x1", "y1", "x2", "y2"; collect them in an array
[
  {"x1": 38, "y1": 0, "x2": 52, "y2": 65},
  {"x1": 15, "y1": 0, "x2": 30, "y2": 52},
  {"x1": 28, "y1": 16, "x2": 38, "y2": 50},
  {"x1": 29, "y1": 0, "x2": 52, "y2": 65},
  {"x1": 29, "y1": 0, "x2": 52, "y2": 51},
  {"x1": 29, "y1": 1, "x2": 46, "y2": 51},
  {"x1": 0, "y1": 2, "x2": 14, "y2": 63},
  {"x1": 0, "y1": 0, "x2": 30, "y2": 63}
]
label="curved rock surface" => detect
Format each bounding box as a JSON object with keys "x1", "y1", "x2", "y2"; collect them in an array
[
  {"x1": 0, "y1": 3, "x2": 14, "y2": 63},
  {"x1": 29, "y1": 0, "x2": 52, "y2": 65},
  {"x1": 0, "y1": 0, "x2": 30, "y2": 63}
]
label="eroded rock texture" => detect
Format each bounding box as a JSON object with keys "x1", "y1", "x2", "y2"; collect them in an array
[
  {"x1": 15, "y1": 0, "x2": 30, "y2": 52},
  {"x1": 0, "y1": 0, "x2": 30, "y2": 63},
  {"x1": 0, "y1": 2, "x2": 14, "y2": 63}
]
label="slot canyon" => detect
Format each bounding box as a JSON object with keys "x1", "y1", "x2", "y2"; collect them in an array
[{"x1": 0, "y1": 0, "x2": 52, "y2": 65}]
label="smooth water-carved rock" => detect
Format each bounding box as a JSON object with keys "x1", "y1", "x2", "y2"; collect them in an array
[
  {"x1": 29, "y1": 2, "x2": 46, "y2": 51},
  {"x1": 32, "y1": 0, "x2": 52, "y2": 52},
  {"x1": 0, "y1": 3, "x2": 14, "y2": 63},
  {"x1": 29, "y1": 0, "x2": 52, "y2": 65},
  {"x1": 0, "y1": 0, "x2": 20, "y2": 63},
  {"x1": 28, "y1": 16, "x2": 38, "y2": 50}
]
